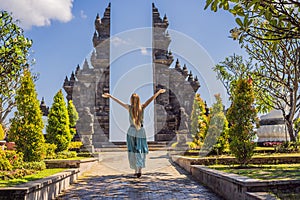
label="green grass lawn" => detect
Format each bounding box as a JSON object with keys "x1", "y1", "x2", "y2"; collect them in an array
[
  {"x1": 209, "y1": 164, "x2": 300, "y2": 180},
  {"x1": 0, "y1": 168, "x2": 66, "y2": 187},
  {"x1": 186, "y1": 152, "x2": 300, "y2": 159}
]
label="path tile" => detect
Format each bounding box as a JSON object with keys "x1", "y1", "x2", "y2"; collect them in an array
[{"x1": 56, "y1": 151, "x2": 223, "y2": 200}]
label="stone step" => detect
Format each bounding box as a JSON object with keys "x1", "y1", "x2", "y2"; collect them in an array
[
  {"x1": 95, "y1": 141, "x2": 172, "y2": 152},
  {"x1": 97, "y1": 147, "x2": 170, "y2": 152}
]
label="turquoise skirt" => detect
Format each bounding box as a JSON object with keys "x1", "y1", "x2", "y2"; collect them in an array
[{"x1": 126, "y1": 126, "x2": 148, "y2": 170}]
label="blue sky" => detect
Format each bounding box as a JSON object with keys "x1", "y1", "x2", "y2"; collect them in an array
[{"x1": 1, "y1": 0, "x2": 247, "y2": 141}]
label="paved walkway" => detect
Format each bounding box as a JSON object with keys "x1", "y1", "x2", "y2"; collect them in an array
[{"x1": 56, "y1": 151, "x2": 223, "y2": 200}]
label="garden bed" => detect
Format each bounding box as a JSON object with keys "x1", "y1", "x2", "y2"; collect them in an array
[{"x1": 170, "y1": 153, "x2": 300, "y2": 166}]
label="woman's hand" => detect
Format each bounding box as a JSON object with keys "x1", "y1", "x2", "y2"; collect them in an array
[
  {"x1": 159, "y1": 89, "x2": 166, "y2": 94},
  {"x1": 102, "y1": 93, "x2": 110, "y2": 98}
]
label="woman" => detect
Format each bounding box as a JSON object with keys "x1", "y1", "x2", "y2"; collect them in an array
[{"x1": 102, "y1": 88, "x2": 166, "y2": 178}]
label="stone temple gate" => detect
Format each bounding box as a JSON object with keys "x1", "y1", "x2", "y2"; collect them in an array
[{"x1": 63, "y1": 3, "x2": 200, "y2": 147}]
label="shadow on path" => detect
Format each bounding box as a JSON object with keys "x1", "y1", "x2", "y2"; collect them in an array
[
  {"x1": 57, "y1": 172, "x2": 221, "y2": 199},
  {"x1": 56, "y1": 151, "x2": 223, "y2": 200}
]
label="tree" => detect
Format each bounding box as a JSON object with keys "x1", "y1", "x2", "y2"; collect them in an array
[
  {"x1": 205, "y1": 0, "x2": 300, "y2": 42},
  {"x1": 201, "y1": 94, "x2": 229, "y2": 156},
  {"x1": 213, "y1": 54, "x2": 272, "y2": 113},
  {"x1": 246, "y1": 38, "x2": 300, "y2": 142},
  {"x1": 0, "y1": 124, "x2": 4, "y2": 140},
  {"x1": 294, "y1": 118, "x2": 300, "y2": 142},
  {"x1": 67, "y1": 100, "x2": 78, "y2": 139},
  {"x1": 206, "y1": 0, "x2": 300, "y2": 141},
  {"x1": 226, "y1": 78, "x2": 258, "y2": 165},
  {"x1": 190, "y1": 94, "x2": 209, "y2": 148},
  {"x1": 8, "y1": 70, "x2": 45, "y2": 162},
  {"x1": 215, "y1": 44, "x2": 300, "y2": 141},
  {"x1": 46, "y1": 90, "x2": 71, "y2": 152},
  {"x1": 0, "y1": 11, "x2": 32, "y2": 126}
]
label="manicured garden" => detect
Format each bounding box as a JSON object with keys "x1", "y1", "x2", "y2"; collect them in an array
[
  {"x1": 0, "y1": 141, "x2": 88, "y2": 187},
  {"x1": 0, "y1": 22, "x2": 85, "y2": 190}
]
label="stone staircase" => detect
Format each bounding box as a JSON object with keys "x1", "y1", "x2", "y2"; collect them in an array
[{"x1": 96, "y1": 141, "x2": 172, "y2": 152}]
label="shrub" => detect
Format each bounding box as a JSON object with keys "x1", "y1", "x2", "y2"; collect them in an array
[
  {"x1": 200, "y1": 94, "x2": 229, "y2": 156},
  {"x1": 77, "y1": 152, "x2": 93, "y2": 157},
  {"x1": 43, "y1": 143, "x2": 57, "y2": 159},
  {"x1": 46, "y1": 90, "x2": 72, "y2": 152},
  {"x1": 0, "y1": 149, "x2": 24, "y2": 170},
  {"x1": 190, "y1": 94, "x2": 209, "y2": 148},
  {"x1": 0, "y1": 124, "x2": 5, "y2": 140},
  {"x1": 5, "y1": 150, "x2": 24, "y2": 169},
  {"x1": 0, "y1": 154, "x2": 12, "y2": 171},
  {"x1": 56, "y1": 151, "x2": 77, "y2": 159},
  {"x1": 68, "y1": 141, "x2": 83, "y2": 152},
  {"x1": 275, "y1": 141, "x2": 300, "y2": 153},
  {"x1": 0, "y1": 169, "x2": 35, "y2": 180},
  {"x1": 22, "y1": 161, "x2": 46, "y2": 170},
  {"x1": 188, "y1": 142, "x2": 198, "y2": 150},
  {"x1": 68, "y1": 100, "x2": 79, "y2": 139},
  {"x1": 8, "y1": 70, "x2": 46, "y2": 162},
  {"x1": 226, "y1": 78, "x2": 258, "y2": 165}
]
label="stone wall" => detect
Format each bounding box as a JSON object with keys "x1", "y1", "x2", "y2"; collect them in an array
[
  {"x1": 63, "y1": 4, "x2": 111, "y2": 147},
  {"x1": 0, "y1": 169, "x2": 78, "y2": 200},
  {"x1": 171, "y1": 155, "x2": 300, "y2": 200},
  {"x1": 171, "y1": 155, "x2": 300, "y2": 166},
  {"x1": 152, "y1": 3, "x2": 200, "y2": 141}
]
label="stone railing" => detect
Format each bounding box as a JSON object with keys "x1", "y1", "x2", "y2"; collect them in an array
[
  {"x1": 171, "y1": 155, "x2": 300, "y2": 200},
  {"x1": 169, "y1": 154, "x2": 300, "y2": 166},
  {"x1": 0, "y1": 169, "x2": 78, "y2": 200},
  {"x1": 0, "y1": 158, "x2": 99, "y2": 200}
]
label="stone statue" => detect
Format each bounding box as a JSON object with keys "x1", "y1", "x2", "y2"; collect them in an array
[
  {"x1": 177, "y1": 107, "x2": 189, "y2": 148},
  {"x1": 179, "y1": 107, "x2": 189, "y2": 131},
  {"x1": 77, "y1": 107, "x2": 95, "y2": 153}
]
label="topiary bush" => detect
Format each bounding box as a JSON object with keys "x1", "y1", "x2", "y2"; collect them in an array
[
  {"x1": 0, "y1": 150, "x2": 45, "y2": 180},
  {"x1": 68, "y1": 141, "x2": 83, "y2": 152},
  {"x1": 0, "y1": 124, "x2": 5, "y2": 140},
  {"x1": 0, "y1": 153, "x2": 12, "y2": 171},
  {"x1": 46, "y1": 90, "x2": 72, "y2": 152},
  {"x1": 8, "y1": 70, "x2": 46, "y2": 162},
  {"x1": 275, "y1": 141, "x2": 300, "y2": 153},
  {"x1": 5, "y1": 150, "x2": 24, "y2": 170},
  {"x1": 43, "y1": 143, "x2": 57, "y2": 159},
  {"x1": 0, "y1": 149, "x2": 24, "y2": 170},
  {"x1": 0, "y1": 169, "x2": 35, "y2": 180},
  {"x1": 200, "y1": 94, "x2": 229, "y2": 156},
  {"x1": 56, "y1": 151, "x2": 77, "y2": 159},
  {"x1": 22, "y1": 161, "x2": 46, "y2": 170},
  {"x1": 190, "y1": 94, "x2": 209, "y2": 149},
  {"x1": 226, "y1": 78, "x2": 258, "y2": 166}
]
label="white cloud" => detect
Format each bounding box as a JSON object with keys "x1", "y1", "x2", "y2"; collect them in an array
[
  {"x1": 111, "y1": 37, "x2": 129, "y2": 47},
  {"x1": 140, "y1": 47, "x2": 148, "y2": 55},
  {"x1": 80, "y1": 10, "x2": 87, "y2": 19},
  {"x1": 0, "y1": 0, "x2": 74, "y2": 29}
]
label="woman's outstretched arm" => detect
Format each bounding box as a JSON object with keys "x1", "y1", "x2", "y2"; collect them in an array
[
  {"x1": 102, "y1": 93, "x2": 129, "y2": 110},
  {"x1": 142, "y1": 89, "x2": 166, "y2": 108}
]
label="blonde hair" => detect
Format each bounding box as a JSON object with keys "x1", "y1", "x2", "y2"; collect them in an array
[{"x1": 130, "y1": 93, "x2": 143, "y2": 129}]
